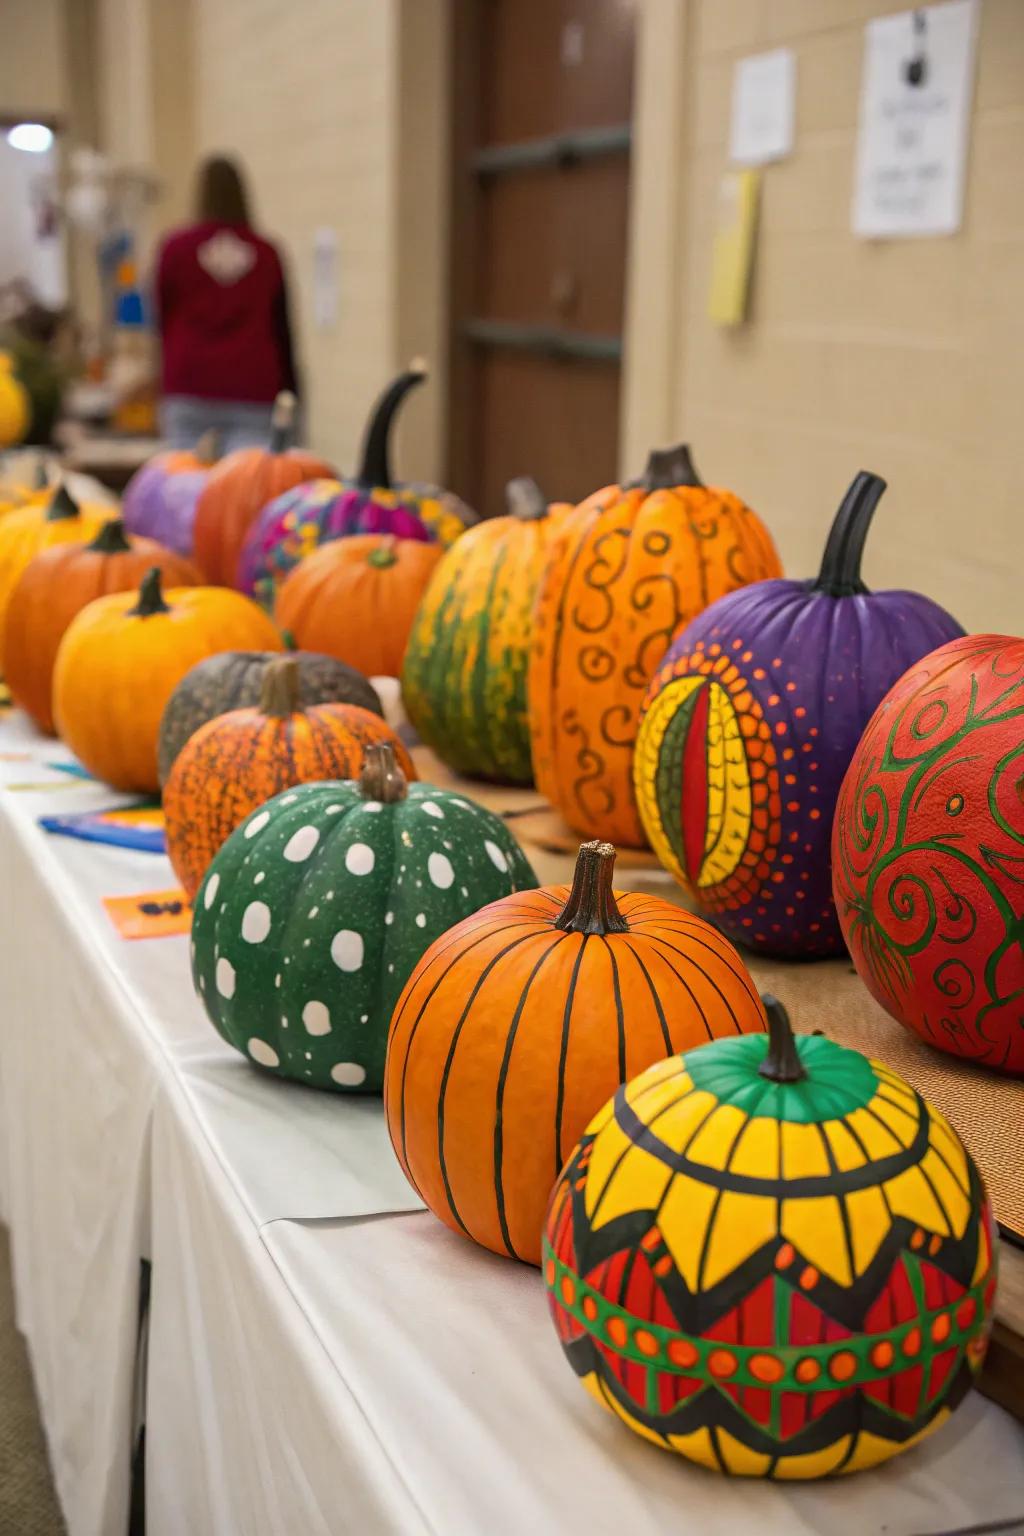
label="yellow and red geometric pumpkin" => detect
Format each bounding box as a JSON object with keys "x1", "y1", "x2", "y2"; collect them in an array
[{"x1": 544, "y1": 1000, "x2": 996, "y2": 1478}]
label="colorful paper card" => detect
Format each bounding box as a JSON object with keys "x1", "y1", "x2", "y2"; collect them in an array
[
  {"x1": 103, "y1": 888, "x2": 192, "y2": 940},
  {"x1": 39, "y1": 804, "x2": 166, "y2": 853}
]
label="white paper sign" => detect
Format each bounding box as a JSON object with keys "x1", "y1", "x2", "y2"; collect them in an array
[
  {"x1": 729, "y1": 48, "x2": 796, "y2": 166},
  {"x1": 312, "y1": 227, "x2": 339, "y2": 330},
  {"x1": 852, "y1": 0, "x2": 979, "y2": 238}
]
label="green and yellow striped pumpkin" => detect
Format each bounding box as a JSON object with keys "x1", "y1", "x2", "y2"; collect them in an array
[{"x1": 401, "y1": 479, "x2": 574, "y2": 784}]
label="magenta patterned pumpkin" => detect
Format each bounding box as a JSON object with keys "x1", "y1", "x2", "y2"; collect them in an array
[
  {"x1": 122, "y1": 440, "x2": 216, "y2": 557},
  {"x1": 235, "y1": 363, "x2": 475, "y2": 602}
]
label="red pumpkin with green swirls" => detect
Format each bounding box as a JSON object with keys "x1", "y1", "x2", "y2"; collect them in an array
[{"x1": 833, "y1": 633, "x2": 1024, "y2": 1075}]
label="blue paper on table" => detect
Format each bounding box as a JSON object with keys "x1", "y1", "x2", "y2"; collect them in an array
[
  {"x1": 45, "y1": 759, "x2": 96, "y2": 780},
  {"x1": 38, "y1": 804, "x2": 167, "y2": 854}
]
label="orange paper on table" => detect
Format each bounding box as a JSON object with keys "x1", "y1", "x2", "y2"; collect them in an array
[{"x1": 103, "y1": 887, "x2": 192, "y2": 940}]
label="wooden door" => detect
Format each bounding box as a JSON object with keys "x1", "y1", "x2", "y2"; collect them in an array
[{"x1": 449, "y1": 0, "x2": 635, "y2": 516}]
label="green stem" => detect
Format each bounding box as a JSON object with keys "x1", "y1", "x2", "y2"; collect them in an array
[
  {"x1": 128, "y1": 566, "x2": 171, "y2": 617},
  {"x1": 46, "y1": 482, "x2": 80, "y2": 522},
  {"x1": 87, "y1": 518, "x2": 133, "y2": 554}
]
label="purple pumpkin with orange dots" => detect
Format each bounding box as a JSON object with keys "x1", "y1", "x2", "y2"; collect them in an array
[
  {"x1": 633, "y1": 472, "x2": 965, "y2": 958},
  {"x1": 235, "y1": 362, "x2": 476, "y2": 604}
]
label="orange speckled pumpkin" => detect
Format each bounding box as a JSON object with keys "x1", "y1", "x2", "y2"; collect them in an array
[
  {"x1": 192, "y1": 393, "x2": 335, "y2": 585},
  {"x1": 529, "y1": 445, "x2": 781, "y2": 847},
  {"x1": 52, "y1": 567, "x2": 283, "y2": 792},
  {"x1": 164, "y1": 657, "x2": 417, "y2": 898},
  {"x1": 385, "y1": 839, "x2": 766, "y2": 1266},
  {"x1": 275, "y1": 532, "x2": 443, "y2": 678},
  {"x1": 4, "y1": 519, "x2": 202, "y2": 733},
  {"x1": 0, "y1": 483, "x2": 114, "y2": 671}
]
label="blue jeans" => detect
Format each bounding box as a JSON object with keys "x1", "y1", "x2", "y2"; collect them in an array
[{"x1": 160, "y1": 396, "x2": 277, "y2": 454}]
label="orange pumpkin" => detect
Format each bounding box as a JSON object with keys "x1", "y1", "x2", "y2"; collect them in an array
[
  {"x1": 52, "y1": 567, "x2": 283, "y2": 792},
  {"x1": 529, "y1": 445, "x2": 781, "y2": 848},
  {"x1": 4, "y1": 520, "x2": 202, "y2": 733},
  {"x1": 275, "y1": 533, "x2": 443, "y2": 677},
  {"x1": 164, "y1": 657, "x2": 417, "y2": 898},
  {"x1": 192, "y1": 393, "x2": 335, "y2": 585},
  {"x1": 385, "y1": 838, "x2": 766, "y2": 1265},
  {"x1": 0, "y1": 484, "x2": 114, "y2": 671}
]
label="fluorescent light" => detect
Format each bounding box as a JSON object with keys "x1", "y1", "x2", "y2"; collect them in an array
[{"x1": 7, "y1": 123, "x2": 53, "y2": 153}]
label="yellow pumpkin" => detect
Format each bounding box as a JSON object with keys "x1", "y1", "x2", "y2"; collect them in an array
[
  {"x1": 0, "y1": 484, "x2": 114, "y2": 671},
  {"x1": 0, "y1": 353, "x2": 29, "y2": 449}
]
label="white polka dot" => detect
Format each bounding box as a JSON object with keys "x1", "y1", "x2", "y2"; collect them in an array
[
  {"x1": 331, "y1": 1061, "x2": 366, "y2": 1087},
  {"x1": 452, "y1": 798, "x2": 472, "y2": 809},
  {"x1": 485, "y1": 840, "x2": 509, "y2": 872},
  {"x1": 415, "y1": 913, "x2": 426, "y2": 928},
  {"x1": 199, "y1": 976, "x2": 206, "y2": 992},
  {"x1": 361, "y1": 801, "x2": 383, "y2": 813},
  {"x1": 203, "y1": 873, "x2": 220, "y2": 909},
  {"x1": 326, "y1": 805, "x2": 344, "y2": 815},
  {"x1": 360, "y1": 1013, "x2": 368, "y2": 1023},
  {"x1": 281, "y1": 795, "x2": 298, "y2": 805},
  {"x1": 275, "y1": 974, "x2": 282, "y2": 988},
  {"x1": 331, "y1": 929, "x2": 364, "y2": 971},
  {"x1": 280, "y1": 1015, "x2": 288, "y2": 1027},
  {"x1": 284, "y1": 826, "x2": 320, "y2": 862},
  {"x1": 308, "y1": 906, "x2": 319, "y2": 919},
  {"x1": 248, "y1": 1038, "x2": 279, "y2": 1067},
  {"x1": 216, "y1": 958, "x2": 236, "y2": 998},
  {"x1": 302, "y1": 1000, "x2": 332, "y2": 1036},
  {"x1": 385, "y1": 911, "x2": 394, "y2": 925},
  {"x1": 254, "y1": 871, "x2": 265, "y2": 885},
  {"x1": 460, "y1": 886, "x2": 468, "y2": 898},
  {"x1": 245, "y1": 810, "x2": 270, "y2": 839},
  {"x1": 421, "y1": 800, "x2": 444, "y2": 819},
  {"x1": 345, "y1": 842, "x2": 375, "y2": 876},
  {"x1": 325, "y1": 890, "x2": 334, "y2": 900},
  {"x1": 241, "y1": 901, "x2": 271, "y2": 943}
]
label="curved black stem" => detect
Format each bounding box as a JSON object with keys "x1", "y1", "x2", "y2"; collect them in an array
[
  {"x1": 46, "y1": 482, "x2": 80, "y2": 523},
  {"x1": 812, "y1": 471, "x2": 887, "y2": 597},
  {"x1": 355, "y1": 361, "x2": 427, "y2": 489},
  {"x1": 88, "y1": 518, "x2": 133, "y2": 554},
  {"x1": 128, "y1": 566, "x2": 171, "y2": 617},
  {"x1": 505, "y1": 477, "x2": 549, "y2": 521},
  {"x1": 758, "y1": 996, "x2": 807, "y2": 1084},
  {"x1": 628, "y1": 444, "x2": 703, "y2": 493}
]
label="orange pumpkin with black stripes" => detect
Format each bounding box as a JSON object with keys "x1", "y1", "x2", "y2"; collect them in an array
[
  {"x1": 384, "y1": 839, "x2": 766, "y2": 1265},
  {"x1": 164, "y1": 656, "x2": 416, "y2": 898}
]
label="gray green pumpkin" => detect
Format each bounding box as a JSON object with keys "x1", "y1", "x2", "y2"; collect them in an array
[
  {"x1": 190, "y1": 743, "x2": 537, "y2": 1091},
  {"x1": 158, "y1": 648, "x2": 383, "y2": 784}
]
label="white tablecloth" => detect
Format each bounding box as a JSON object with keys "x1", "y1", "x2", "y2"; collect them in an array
[{"x1": 1, "y1": 711, "x2": 1023, "y2": 1536}]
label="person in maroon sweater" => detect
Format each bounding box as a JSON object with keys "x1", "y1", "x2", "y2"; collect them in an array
[{"x1": 155, "y1": 155, "x2": 298, "y2": 451}]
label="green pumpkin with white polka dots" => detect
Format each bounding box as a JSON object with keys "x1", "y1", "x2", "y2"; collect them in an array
[{"x1": 190, "y1": 743, "x2": 537, "y2": 1091}]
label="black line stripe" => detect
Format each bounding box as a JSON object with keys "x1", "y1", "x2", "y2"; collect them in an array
[
  {"x1": 642, "y1": 928, "x2": 764, "y2": 1019},
  {"x1": 640, "y1": 932, "x2": 746, "y2": 1033},
  {"x1": 589, "y1": 1083, "x2": 708, "y2": 1228},
  {"x1": 553, "y1": 940, "x2": 588, "y2": 1176},
  {"x1": 622, "y1": 941, "x2": 674, "y2": 1053},
  {"x1": 603, "y1": 938, "x2": 627, "y2": 1081}
]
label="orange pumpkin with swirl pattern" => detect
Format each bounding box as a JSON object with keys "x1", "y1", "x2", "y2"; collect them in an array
[{"x1": 528, "y1": 445, "x2": 780, "y2": 848}]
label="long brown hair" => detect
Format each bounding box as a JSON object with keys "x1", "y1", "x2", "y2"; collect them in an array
[{"x1": 195, "y1": 155, "x2": 251, "y2": 225}]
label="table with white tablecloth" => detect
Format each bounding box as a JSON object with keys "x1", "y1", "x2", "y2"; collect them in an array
[{"x1": 1, "y1": 712, "x2": 1022, "y2": 1536}]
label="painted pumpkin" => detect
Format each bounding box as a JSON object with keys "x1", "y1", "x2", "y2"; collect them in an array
[
  {"x1": 0, "y1": 352, "x2": 30, "y2": 449},
  {"x1": 53, "y1": 568, "x2": 282, "y2": 792},
  {"x1": 158, "y1": 647, "x2": 383, "y2": 784},
  {"x1": 122, "y1": 431, "x2": 218, "y2": 557},
  {"x1": 545, "y1": 998, "x2": 997, "y2": 1477},
  {"x1": 833, "y1": 633, "x2": 1024, "y2": 1074},
  {"x1": 386, "y1": 839, "x2": 767, "y2": 1266},
  {"x1": 191, "y1": 741, "x2": 535, "y2": 1090},
  {"x1": 0, "y1": 484, "x2": 114, "y2": 672},
  {"x1": 165, "y1": 659, "x2": 414, "y2": 898},
  {"x1": 192, "y1": 392, "x2": 335, "y2": 585},
  {"x1": 530, "y1": 445, "x2": 781, "y2": 848},
  {"x1": 275, "y1": 533, "x2": 443, "y2": 678},
  {"x1": 235, "y1": 362, "x2": 474, "y2": 599},
  {"x1": 634, "y1": 472, "x2": 965, "y2": 958},
  {"x1": 402, "y1": 478, "x2": 576, "y2": 785},
  {"x1": 4, "y1": 519, "x2": 201, "y2": 734}
]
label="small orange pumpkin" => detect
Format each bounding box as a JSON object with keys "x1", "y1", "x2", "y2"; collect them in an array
[
  {"x1": 4, "y1": 519, "x2": 202, "y2": 733},
  {"x1": 192, "y1": 393, "x2": 335, "y2": 585},
  {"x1": 0, "y1": 484, "x2": 114, "y2": 671},
  {"x1": 275, "y1": 532, "x2": 443, "y2": 677},
  {"x1": 52, "y1": 567, "x2": 283, "y2": 791},
  {"x1": 529, "y1": 445, "x2": 781, "y2": 847},
  {"x1": 163, "y1": 657, "x2": 417, "y2": 897}
]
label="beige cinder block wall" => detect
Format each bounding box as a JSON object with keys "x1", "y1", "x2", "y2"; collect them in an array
[
  {"x1": 191, "y1": 0, "x2": 450, "y2": 476},
  {"x1": 623, "y1": 0, "x2": 1023, "y2": 636}
]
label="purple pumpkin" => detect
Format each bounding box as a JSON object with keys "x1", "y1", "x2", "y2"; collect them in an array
[
  {"x1": 633, "y1": 471, "x2": 965, "y2": 958},
  {"x1": 235, "y1": 362, "x2": 476, "y2": 601},
  {"x1": 122, "y1": 438, "x2": 216, "y2": 557}
]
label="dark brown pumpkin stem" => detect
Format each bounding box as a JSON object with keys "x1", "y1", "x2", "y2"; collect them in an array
[
  {"x1": 194, "y1": 428, "x2": 219, "y2": 464},
  {"x1": 554, "y1": 841, "x2": 629, "y2": 935},
  {"x1": 33, "y1": 460, "x2": 49, "y2": 490},
  {"x1": 269, "y1": 391, "x2": 297, "y2": 453},
  {"x1": 505, "y1": 477, "x2": 548, "y2": 521},
  {"x1": 46, "y1": 481, "x2": 80, "y2": 522},
  {"x1": 632, "y1": 444, "x2": 703, "y2": 493},
  {"x1": 259, "y1": 657, "x2": 302, "y2": 717},
  {"x1": 366, "y1": 536, "x2": 399, "y2": 569},
  {"x1": 812, "y1": 471, "x2": 886, "y2": 598},
  {"x1": 359, "y1": 742, "x2": 408, "y2": 803},
  {"x1": 88, "y1": 518, "x2": 133, "y2": 554},
  {"x1": 758, "y1": 996, "x2": 807, "y2": 1084},
  {"x1": 128, "y1": 566, "x2": 171, "y2": 617},
  {"x1": 355, "y1": 359, "x2": 427, "y2": 490}
]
